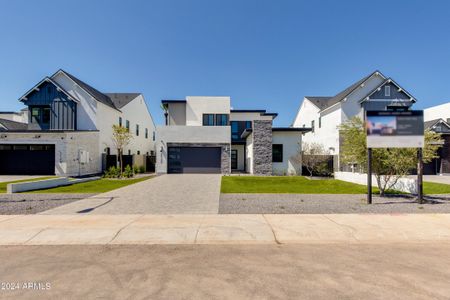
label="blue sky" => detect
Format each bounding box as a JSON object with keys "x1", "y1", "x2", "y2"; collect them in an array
[{"x1": 0, "y1": 0, "x2": 449, "y2": 126}]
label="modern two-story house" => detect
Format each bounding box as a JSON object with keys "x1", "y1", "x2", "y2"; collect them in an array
[
  {"x1": 156, "y1": 96, "x2": 310, "y2": 175},
  {"x1": 292, "y1": 70, "x2": 417, "y2": 171},
  {"x1": 0, "y1": 69, "x2": 156, "y2": 176}
]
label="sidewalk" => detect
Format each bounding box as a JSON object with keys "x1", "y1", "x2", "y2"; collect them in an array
[{"x1": 0, "y1": 214, "x2": 450, "y2": 245}]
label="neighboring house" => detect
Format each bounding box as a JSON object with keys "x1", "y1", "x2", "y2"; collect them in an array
[
  {"x1": 0, "y1": 118, "x2": 28, "y2": 131},
  {"x1": 0, "y1": 69, "x2": 156, "y2": 176},
  {"x1": 292, "y1": 70, "x2": 416, "y2": 170},
  {"x1": 424, "y1": 102, "x2": 450, "y2": 122},
  {"x1": 0, "y1": 110, "x2": 28, "y2": 123},
  {"x1": 156, "y1": 96, "x2": 310, "y2": 175},
  {"x1": 423, "y1": 118, "x2": 450, "y2": 175}
]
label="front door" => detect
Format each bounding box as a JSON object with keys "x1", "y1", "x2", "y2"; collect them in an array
[{"x1": 231, "y1": 149, "x2": 238, "y2": 170}]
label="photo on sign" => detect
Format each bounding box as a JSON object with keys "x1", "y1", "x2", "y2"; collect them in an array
[{"x1": 366, "y1": 116, "x2": 397, "y2": 136}]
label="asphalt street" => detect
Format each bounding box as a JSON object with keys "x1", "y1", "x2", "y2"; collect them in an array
[{"x1": 0, "y1": 244, "x2": 449, "y2": 300}]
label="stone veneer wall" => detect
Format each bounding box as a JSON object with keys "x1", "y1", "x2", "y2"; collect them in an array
[
  {"x1": 0, "y1": 131, "x2": 100, "y2": 176},
  {"x1": 252, "y1": 120, "x2": 273, "y2": 175}
]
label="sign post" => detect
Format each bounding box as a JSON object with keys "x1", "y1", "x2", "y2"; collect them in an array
[
  {"x1": 417, "y1": 148, "x2": 424, "y2": 204},
  {"x1": 367, "y1": 148, "x2": 372, "y2": 204},
  {"x1": 365, "y1": 110, "x2": 424, "y2": 204}
]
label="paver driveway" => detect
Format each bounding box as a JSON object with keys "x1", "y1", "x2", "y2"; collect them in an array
[{"x1": 41, "y1": 174, "x2": 222, "y2": 214}]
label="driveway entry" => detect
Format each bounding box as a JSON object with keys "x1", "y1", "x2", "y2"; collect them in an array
[{"x1": 41, "y1": 174, "x2": 222, "y2": 215}]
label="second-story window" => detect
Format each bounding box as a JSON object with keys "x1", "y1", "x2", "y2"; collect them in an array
[
  {"x1": 126, "y1": 120, "x2": 130, "y2": 131},
  {"x1": 215, "y1": 114, "x2": 229, "y2": 126},
  {"x1": 203, "y1": 114, "x2": 215, "y2": 126},
  {"x1": 119, "y1": 117, "x2": 122, "y2": 127},
  {"x1": 153, "y1": 131, "x2": 155, "y2": 141},
  {"x1": 319, "y1": 116, "x2": 321, "y2": 128},
  {"x1": 311, "y1": 120, "x2": 315, "y2": 133},
  {"x1": 145, "y1": 128, "x2": 148, "y2": 139},
  {"x1": 231, "y1": 121, "x2": 239, "y2": 140},
  {"x1": 136, "y1": 124, "x2": 139, "y2": 136}
]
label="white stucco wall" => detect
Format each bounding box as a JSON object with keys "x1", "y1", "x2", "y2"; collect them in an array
[
  {"x1": 0, "y1": 112, "x2": 27, "y2": 123},
  {"x1": 231, "y1": 144, "x2": 245, "y2": 171},
  {"x1": 272, "y1": 131, "x2": 302, "y2": 175},
  {"x1": 335, "y1": 172, "x2": 417, "y2": 194},
  {"x1": 155, "y1": 125, "x2": 231, "y2": 173},
  {"x1": 424, "y1": 102, "x2": 450, "y2": 121},
  {"x1": 246, "y1": 134, "x2": 253, "y2": 173},
  {"x1": 0, "y1": 131, "x2": 100, "y2": 176},
  {"x1": 185, "y1": 96, "x2": 230, "y2": 126},
  {"x1": 120, "y1": 95, "x2": 156, "y2": 156},
  {"x1": 230, "y1": 112, "x2": 273, "y2": 121},
  {"x1": 52, "y1": 72, "x2": 98, "y2": 131}
]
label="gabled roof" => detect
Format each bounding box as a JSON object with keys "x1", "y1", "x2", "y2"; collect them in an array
[
  {"x1": 53, "y1": 70, "x2": 119, "y2": 110},
  {"x1": 105, "y1": 93, "x2": 141, "y2": 109},
  {"x1": 359, "y1": 77, "x2": 416, "y2": 103},
  {"x1": 18, "y1": 77, "x2": 80, "y2": 103},
  {"x1": 305, "y1": 70, "x2": 386, "y2": 112},
  {"x1": 0, "y1": 118, "x2": 28, "y2": 131},
  {"x1": 425, "y1": 118, "x2": 450, "y2": 130}
]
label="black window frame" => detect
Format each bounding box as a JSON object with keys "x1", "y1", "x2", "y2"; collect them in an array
[
  {"x1": 145, "y1": 128, "x2": 148, "y2": 139},
  {"x1": 311, "y1": 120, "x2": 315, "y2": 133},
  {"x1": 126, "y1": 120, "x2": 130, "y2": 131},
  {"x1": 272, "y1": 144, "x2": 283, "y2": 163},
  {"x1": 136, "y1": 124, "x2": 140, "y2": 136},
  {"x1": 215, "y1": 114, "x2": 229, "y2": 126},
  {"x1": 119, "y1": 117, "x2": 122, "y2": 127},
  {"x1": 202, "y1": 114, "x2": 215, "y2": 126},
  {"x1": 30, "y1": 106, "x2": 51, "y2": 125}
]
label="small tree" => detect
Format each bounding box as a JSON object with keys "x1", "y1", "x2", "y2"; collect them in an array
[
  {"x1": 294, "y1": 142, "x2": 330, "y2": 177},
  {"x1": 111, "y1": 125, "x2": 133, "y2": 176},
  {"x1": 340, "y1": 117, "x2": 442, "y2": 196}
]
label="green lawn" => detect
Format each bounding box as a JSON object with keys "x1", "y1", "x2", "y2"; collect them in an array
[
  {"x1": 423, "y1": 181, "x2": 450, "y2": 194},
  {"x1": 0, "y1": 177, "x2": 56, "y2": 193},
  {"x1": 221, "y1": 176, "x2": 380, "y2": 194},
  {"x1": 29, "y1": 176, "x2": 154, "y2": 194}
]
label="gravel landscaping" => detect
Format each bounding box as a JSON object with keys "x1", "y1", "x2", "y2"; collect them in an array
[
  {"x1": 0, "y1": 194, "x2": 96, "y2": 215},
  {"x1": 219, "y1": 193, "x2": 450, "y2": 214}
]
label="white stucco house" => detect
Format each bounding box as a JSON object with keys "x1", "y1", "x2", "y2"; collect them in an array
[
  {"x1": 156, "y1": 96, "x2": 310, "y2": 175},
  {"x1": 292, "y1": 70, "x2": 417, "y2": 171},
  {"x1": 0, "y1": 69, "x2": 156, "y2": 176}
]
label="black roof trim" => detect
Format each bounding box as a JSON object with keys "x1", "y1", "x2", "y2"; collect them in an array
[
  {"x1": 161, "y1": 99, "x2": 186, "y2": 104},
  {"x1": 2, "y1": 130, "x2": 100, "y2": 133},
  {"x1": 230, "y1": 109, "x2": 266, "y2": 113}
]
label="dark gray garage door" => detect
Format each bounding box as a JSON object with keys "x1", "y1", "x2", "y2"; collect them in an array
[
  {"x1": 168, "y1": 147, "x2": 221, "y2": 174},
  {"x1": 0, "y1": 144, "x2": 55, "y2": 175}
]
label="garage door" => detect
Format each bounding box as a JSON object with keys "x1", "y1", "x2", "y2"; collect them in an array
[
  {"x1": 168, "y1": 147, "x2": 221, "y2": 174},
  {"x1": 0, "y1": 144, "x2": 55, "y2": 175}
]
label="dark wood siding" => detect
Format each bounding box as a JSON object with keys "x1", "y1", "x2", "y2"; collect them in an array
[{"x1": 23, "y1": 81, "x2": 77, "y2": 130}]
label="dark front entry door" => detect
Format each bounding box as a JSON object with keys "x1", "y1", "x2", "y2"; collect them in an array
[
  {"x1": 0, "y1": 144, "x2": 55, "y2": 175},
  {"x1": 168, "y1": 147, "x2": 222, "y2": 173},
  {"x1": 231, "y1": 149, "x2": 238, "y2": 169}
]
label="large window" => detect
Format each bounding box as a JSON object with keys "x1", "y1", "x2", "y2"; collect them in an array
[
  {"x1": 30, "y1": 106, "x2": 51, "y2": 125},
  {"x1": 203, "y1": 114, "x2": 215, "y2": 126},
  {"x1": 231, "y1": 121, "x2": 239, "y2": 140},
  {"x1": 272, "y1": 144, "x2": 283, "y2": 162},
  {"x1": 215, "y1": 114, "x2": 229, "y2": 126}
]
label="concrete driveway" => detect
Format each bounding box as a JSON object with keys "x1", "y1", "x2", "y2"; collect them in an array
[{"x1": 41, "y1": 174, "x2": 222, "y2": 215}]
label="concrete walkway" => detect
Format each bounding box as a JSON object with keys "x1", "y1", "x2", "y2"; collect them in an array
[
  {"x1": 0, "y1": 213, "x2": 450, "y2": 245},
  {"x1": 41, "y1": 174, "x2": 222, "y2": 214}
]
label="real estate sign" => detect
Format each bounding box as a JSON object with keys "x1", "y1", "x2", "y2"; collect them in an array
[{"x1": 366, "y1": 110, "x2": 424, "y2": 148}]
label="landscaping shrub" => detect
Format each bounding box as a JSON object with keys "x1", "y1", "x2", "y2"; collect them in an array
[
  {"x1": 104, "y1": 166, "x2": 120, "y2": 178},
  {"x1": 139, "y1": 165, "x2": 146, "y2": 173},
  {"x1": 123, "y1": 165, "x2": 134, "y2": 178}
]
